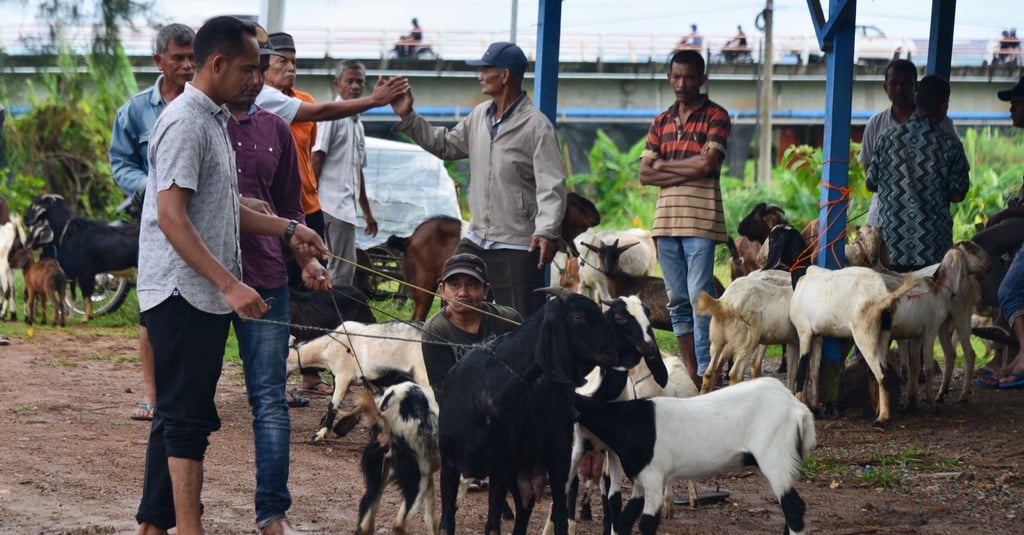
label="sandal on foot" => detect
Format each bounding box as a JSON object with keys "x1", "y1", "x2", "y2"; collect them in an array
[
  {"x1": 999, "y1": 372, "x2": 1024, "y2": 389},
  {"x1": 286, "y1": 390, "x2": 310, "y2": 408},
  {"x1": 131, "y1": 402, "x2": 155, "y2": 421},
  {"x1": 300, "y1": 380, "x2": 333, "y2": 396}
]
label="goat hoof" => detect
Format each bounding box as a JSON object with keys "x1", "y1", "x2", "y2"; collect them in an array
[
  {"x1": 871, "y1": 419, "x2": 889, "y2": 430},
  {"x1": 310, "y1": 428, "x2": 328, "y2": 444}
]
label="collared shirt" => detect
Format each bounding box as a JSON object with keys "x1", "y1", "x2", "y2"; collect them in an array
[
  {"x1": 312, "y1": 96, "x2": 366, "y2": 223},
  {"x1": 256, "y1": 85, "x2": 321, "y2": 215},
  {"x1": 109, "y1": 74, "x2": 169, "y2": 195},
  {"x1": 860, "y1": 107, "x2": 955, "y2": 225},
  {"x1": 137, "y1": 83, "x2": 241, "y2": 315},
  {"x1": 486, "y1": 92, "x2": 526, "y2": 138},
  {"x1": 228, "y1": 105, "x2": 305, "y2": 290},
  {"x1": 642, "y1": 97, "x2": 730, "y2": 241},
  {"x1": 865, "y1": 113, "x2": 970, "y2": 267}
]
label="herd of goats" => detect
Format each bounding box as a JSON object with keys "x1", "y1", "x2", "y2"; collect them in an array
[{"x1": 0, "y1": 193, "x2": 1008, "y2": 535}]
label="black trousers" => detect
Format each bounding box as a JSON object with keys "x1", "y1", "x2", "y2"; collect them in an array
[{"x1": 455, "y1": 239, "x2": 546, "y2": 319}]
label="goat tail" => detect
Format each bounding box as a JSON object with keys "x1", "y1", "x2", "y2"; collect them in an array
[
  {"x1": 866, "y1": 274, "x2": 917, "y2": 334},
  {"x1": 796, "y1": 404, "x2": 817, "y2": 460},
  {"x1": 694, "y1": 291, "x2": 721, "y2": 317}
]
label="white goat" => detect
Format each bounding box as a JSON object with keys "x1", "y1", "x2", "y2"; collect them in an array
[
  {"x1": 575, "y1": 377, "x2": 816, "y2": 535},
  {"x1": 880, "y1": 241, "x2": 990, "y2": 407},
  {"x1": 286, "y1": 321, "x2": 429, "y2": 443},
  {"x1": 697, "y1": 275, "x2": 799, "y2": 393},
  {"x1": 789, "y1": 266, "x2": 917, "y2": 424},
  {"x1": 0, "y1": 216, "x2": 26, "y2": 320},
  {"x1": 555, "y1": 228, "x2": 657, "y2": 302}
]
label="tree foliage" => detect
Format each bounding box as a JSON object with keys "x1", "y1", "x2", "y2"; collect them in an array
[{"x1": 1, "y1": 0, "x2": 149, "y2": 216}]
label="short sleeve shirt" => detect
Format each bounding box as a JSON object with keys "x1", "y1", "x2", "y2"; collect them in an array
[
  {"x1": 865, "y1": 114, "x2": 970, "y2": 267},
  {"x1": 313, "y1": 97, "x2": 367, "y2": 223},
  {"x1": 137, "y1": 83, "x2": 241, "y2": 314},
  {"x1": 641, "y1": 98, "x2": 730, "y2": 241}
]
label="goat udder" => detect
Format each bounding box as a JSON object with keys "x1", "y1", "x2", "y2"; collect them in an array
[{"x1": 517, "y1": 468, "x2": 547, "y2": 505}]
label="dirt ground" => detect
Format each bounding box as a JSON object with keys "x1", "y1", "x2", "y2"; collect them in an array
[{"x1": 0, "y1": 326, "x2": 1022, "y2": 534}]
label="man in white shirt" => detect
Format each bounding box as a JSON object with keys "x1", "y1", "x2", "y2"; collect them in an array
[{"x1": 312, "y1": 60, "x2": 378, "y2": 286}]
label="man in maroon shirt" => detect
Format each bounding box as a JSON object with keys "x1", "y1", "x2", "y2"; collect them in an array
[{"x1": 225, "y1": 39, "x2": 331, "y2": 535}]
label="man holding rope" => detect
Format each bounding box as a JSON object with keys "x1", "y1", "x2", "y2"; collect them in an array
[{"x1": 421, "y1": 253, "x2": 520, "y2": 395}]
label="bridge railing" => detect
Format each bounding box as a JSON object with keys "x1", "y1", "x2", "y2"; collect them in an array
[{"x1": 2, "y1": 21, "x2": 1018, "y2": 67}]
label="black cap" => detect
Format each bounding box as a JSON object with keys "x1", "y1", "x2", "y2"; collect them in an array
[
  {"x1": 441, "y1": 253, "x2": 489, "y2": 284},
  {"x1": 466, "y1": 42, "x2": 528, "y2": 75},
  {"x1": 997, "y1": 76, "x2": 1024, "y2": 101},
  {"x1": 268, "y1": 32, "x2": 295, "y2": 52}
]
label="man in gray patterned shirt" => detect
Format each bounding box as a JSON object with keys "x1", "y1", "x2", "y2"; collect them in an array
[
  {"x1": 134, "y1": 17, "x2": 328, "y2": 535},
  {"x1": 866, "y1": 74, "x2": 969, "y2": 272}
]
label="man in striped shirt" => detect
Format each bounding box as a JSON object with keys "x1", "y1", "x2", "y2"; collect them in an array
[{"x1": 639, "y1": 50, "x2": 730, "y2": 387}]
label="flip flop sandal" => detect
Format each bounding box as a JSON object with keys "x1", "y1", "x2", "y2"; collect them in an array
[
  {"x1": 300, "y1": 380, "x2": 334, "y2": 396},
  {"x1": 130, "y1": 402, "x2": 155, "y2": 421},
  {"x1": 998, "y1": 371, "x2": 1024, "y2": 389},
  {"x1": 286, "y1": 390, "x2": 310, "y2": 408}
]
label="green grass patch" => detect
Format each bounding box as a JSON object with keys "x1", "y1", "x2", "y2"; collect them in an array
[
  {"x1": 86, "y1": 353, "x2": 139, "y2": 363},
  {"x1": 800, "y1": 450, "x2": 854, "y2": 480},
  {"x1": 42, "y1": 358, "x2": 76, "y2": 367},
  {"x1": 11, "y1": 405, "x2": 37, "y2": 413}
]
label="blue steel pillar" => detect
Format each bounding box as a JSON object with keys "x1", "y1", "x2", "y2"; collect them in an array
[
  {"x1": 533, "y1": 0, "x2": 562, "y2": 124},
  {"x1": 927, "y1": 0, "x2": 956, "y2": 79},
  {"x1": 807, "y1": 0, "x2": 856, "y2": 379}
]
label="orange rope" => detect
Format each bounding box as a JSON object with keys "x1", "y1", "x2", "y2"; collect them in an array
[{"x1": 788, "y1": 180, "x2": 853, "y2": 272}]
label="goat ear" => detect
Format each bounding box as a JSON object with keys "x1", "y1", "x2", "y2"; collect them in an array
[
  {"x1": 645, "y1": 351, "x2": 669, "y2": 388},
  {"x1": 535, "y1": 300, "x2": 575, "y2": 384},
  {"x1": 581, "y1": 241, "x2": 600, "y2": 254}
]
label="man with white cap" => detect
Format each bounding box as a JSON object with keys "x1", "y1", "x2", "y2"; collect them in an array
[{"x1": 391, "y1": 42, "x2": 566, "y2": 319}]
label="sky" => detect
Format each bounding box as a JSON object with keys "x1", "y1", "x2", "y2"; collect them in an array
[{"x1": 0, "y1": 0, "x2": 1018, "y2": 44}]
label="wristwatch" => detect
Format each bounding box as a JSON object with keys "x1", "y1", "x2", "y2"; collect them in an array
[{"x1": 282, "y1": 219, "x2": 298, "y2": 244}]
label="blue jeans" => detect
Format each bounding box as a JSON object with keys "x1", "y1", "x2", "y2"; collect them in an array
[
  {"x1": 656, "y1": 236, "x2": 718, "y2": 375},
  {"x1": 232, "y1": 286, "x2": 292, "y2": 524},
  {"x1": 999, "y1": 246, "x2": 1024, "y2": 327}
]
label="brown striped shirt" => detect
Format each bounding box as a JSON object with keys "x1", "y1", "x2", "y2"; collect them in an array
[{"x1": 642, "y1": 98, "x2": 730, "y2": 241}]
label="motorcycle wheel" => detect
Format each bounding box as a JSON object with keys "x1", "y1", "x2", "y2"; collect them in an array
[
  {"x1": 65, "y1": 272, "x2": 133, "y2": 318},
  {"x1": 415, "y1": 47, "x2": 436, "y2": 60}
]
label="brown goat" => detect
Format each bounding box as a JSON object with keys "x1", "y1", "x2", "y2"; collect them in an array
[{"x1": 14, "y1": 253, "x2": 66, "y2": 327}]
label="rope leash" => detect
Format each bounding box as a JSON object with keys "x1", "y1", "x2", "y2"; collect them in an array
[
  {"x1": 327, "y1": 251, "x2": 521, "y2": 326},
  {"x1": 239, "y1": 313, "x2": 493, "y2": 351}
]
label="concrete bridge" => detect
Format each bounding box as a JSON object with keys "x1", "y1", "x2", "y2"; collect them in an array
[{"x1": 4, "y1": 58, "x2": 1018, "y2": 128}]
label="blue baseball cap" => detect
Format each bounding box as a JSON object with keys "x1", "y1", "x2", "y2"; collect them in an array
[{"x1": 466, "y1": 42, "x2": 529, "y2": 75}]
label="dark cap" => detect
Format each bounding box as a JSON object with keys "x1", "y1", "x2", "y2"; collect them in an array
[
  {"x1": 466, "y1": 42, "x2": 528, "y2": 75},
  {"x1": 441, "y1": 253, "x2": 489, "y2": 284},
  {"x1": 997, "y1": 76, "x2": 1024, "y2": 101},
  {"x1": 257, "y1": 24, "x2": 284, "y2": 58},
  {"x1": 268, "y1": 32, "x2": 295, "y2": 52}
]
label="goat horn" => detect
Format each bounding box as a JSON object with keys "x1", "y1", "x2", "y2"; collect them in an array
[{"x1": 535, "y1": 286, "x2": 572, "y2": 301}]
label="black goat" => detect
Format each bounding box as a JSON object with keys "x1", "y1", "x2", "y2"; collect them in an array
[
  {"x1": 737, "y1": 202, "x2": 790, "y2": 242},
  {"x1": 436, "y1": 288, "x2": 622, "y2": 535},
  {"x1": 23, "y1": 194, "x2": 138, "y2": 320},
  {"x1": 288, "y1": 285, "x2": 376, "y2": 343},
  {"x1": 763, "y1": 224, "x2": 810, "y2": 288}
]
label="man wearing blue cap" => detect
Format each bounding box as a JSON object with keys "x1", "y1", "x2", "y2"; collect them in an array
[{"x1": 391, "y1": 42, "x2": 566, "y2": 318}]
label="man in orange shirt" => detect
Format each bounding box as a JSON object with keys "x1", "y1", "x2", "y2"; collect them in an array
[
  {"x1": 263, "y1": 32, "x2": 322, "y2": 238},
  {"x1": 256, "y1": 32, "x2": 408, "y2": 396}
]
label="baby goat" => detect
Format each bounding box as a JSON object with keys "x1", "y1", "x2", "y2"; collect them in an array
[
  {"x1": 575, "y1": 377, "x2": 816, "y2": 535},
  {"x1": 12, "y1": 249, "x2": 66, "y2": 327},
  {"x1": 336, "y1": 369, "x2": 440, "y2": 535}
]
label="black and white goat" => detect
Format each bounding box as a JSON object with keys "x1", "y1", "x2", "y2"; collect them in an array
[
  {"x1": 574, "y1": 377, "x2": 816, "y2": 535},
  {"x1": 559, "y1": 296, "x2": 668, "y2": 534},
  {"x1": 23, "y1": 194, "x2": 138, "y2": 320},
  {"x1": 436, "y1": 288, "x2": 622, "y2": 535},
  {"x1": 335, "y1": 369, "x2": 440, "y2": 535}
]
